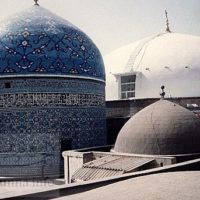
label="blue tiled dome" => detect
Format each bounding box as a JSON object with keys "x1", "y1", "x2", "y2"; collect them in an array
[{"x1": 0, "y1": 5, "x2": 105, "y2": 80}]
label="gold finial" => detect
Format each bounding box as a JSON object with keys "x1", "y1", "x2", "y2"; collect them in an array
[
  {"x1": 34, "y1": 0, "x2": 39, "y2": 6},
  {"x1": 165, "y1": 10, "x2": 171, "y2": 32}
]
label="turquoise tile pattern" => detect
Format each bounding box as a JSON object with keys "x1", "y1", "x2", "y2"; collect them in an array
[{"x1": 0, "y1": 6, "x2": 105, "y2": 80}]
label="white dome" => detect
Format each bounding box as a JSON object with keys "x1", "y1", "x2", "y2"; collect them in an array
[{"x1": 104, "y1": 32, "x2": 200, "y2": 100}]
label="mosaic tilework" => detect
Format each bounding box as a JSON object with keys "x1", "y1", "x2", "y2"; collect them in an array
[
  {"x1": 0, "y1": 6, "x2": 105, "y2": 80},
  {"x1": 0, "y1": 107, "x2": 106, "y2": 152},
  {"x1": 0, "y1": 152, "x2": 60, "y2": 177},
  {"x1": 0, "y1": 78, "x2": 105, "y2": 94},
  {"x1": 0, "y1": 78, "x2": 106, "y2": 177},
  {"x1": 0, "y1": 93, "x2": 105, "y2": 108}
]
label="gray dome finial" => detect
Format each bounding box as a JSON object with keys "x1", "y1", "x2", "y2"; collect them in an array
[
  {"x1": 160, "y1": 85, "x2": 165, "y2": 99},
  {"x1": 34, "y1": 0, "x2": 39, "y2": 6}
]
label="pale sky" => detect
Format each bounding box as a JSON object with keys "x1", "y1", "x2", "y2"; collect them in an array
[{"x1": 0, "y1": 0, "x2": 199, "y2": 55}]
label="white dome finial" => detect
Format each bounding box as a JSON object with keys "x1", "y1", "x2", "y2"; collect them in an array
[
  {"x1": 165, "y1": 10, "x2": 171, "y2": 32},
  {"x1": 34, "y1": 0, "x2": 39, "y2": 6}
]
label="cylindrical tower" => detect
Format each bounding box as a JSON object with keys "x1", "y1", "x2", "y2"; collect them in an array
[{"x1": 0, "y1": 4, "x2": 106, "y2": 177}]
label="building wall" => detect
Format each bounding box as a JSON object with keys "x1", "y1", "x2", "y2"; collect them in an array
[{"x1": 0, "y1": 77, "x2": 106, "y2": 178}]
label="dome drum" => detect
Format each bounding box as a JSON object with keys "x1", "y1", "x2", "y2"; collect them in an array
[{"x1": 0, "y1": 77, "x2": 106, "y2": 177}]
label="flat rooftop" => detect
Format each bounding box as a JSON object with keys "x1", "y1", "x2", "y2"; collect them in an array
[{"x1": 56, "y1": 171, "x2": 200, "y2": 200}]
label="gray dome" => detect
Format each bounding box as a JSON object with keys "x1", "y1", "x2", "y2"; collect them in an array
[{"x1": 114, "y1": 100, "x2": 200, "y2": 155}]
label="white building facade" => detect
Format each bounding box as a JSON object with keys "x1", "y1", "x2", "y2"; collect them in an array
[{"x1": 104, "y1": 32, "x2": 200, "y2": 100}]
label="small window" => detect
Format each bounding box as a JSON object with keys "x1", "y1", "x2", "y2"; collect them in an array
[
  {"x1": 121, "y1": 75, "x2": 136, "y2": 83},
  {"x1": 121, "y1": 92, "x2": 135, "y2": 99},
  {"x1": 121, "y1": 83, "x2": 135, "y2": 92},
  {"x1": 5, "y1": 82, "x2": 11, "y2": 88},
  {"x1": 120, "y1": 75, "x2": 136, "y2": 99},
  {"x1": 127, "y1": 92, "x2": 135, "y2": 98},
  {"x1": 121, "y1": 93, "x2": 127, "y2": 99}
]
